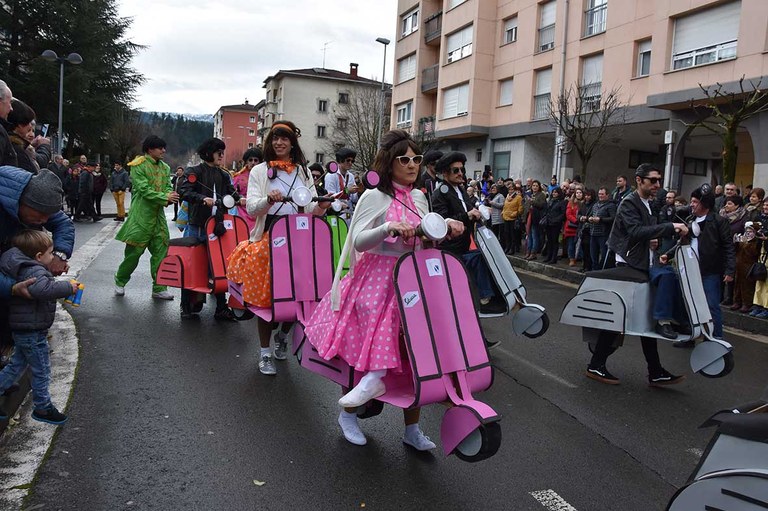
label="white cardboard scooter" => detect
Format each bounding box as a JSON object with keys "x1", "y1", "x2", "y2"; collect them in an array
[
  {"x1": 476, "y1": 204, "x2": 549, "y2": 338},
  {"x1": 560, "y1": 240, "x2": 734, "y2": 378}
]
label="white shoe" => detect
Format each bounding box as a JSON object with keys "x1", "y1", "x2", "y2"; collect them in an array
[
  {"x1": 338, "y1": 378, "x2": 385, "y2": 408},
  {"x1": 273, "y1": 332, "x2": 288, "y2": 361},
  {"x1": 338, "y1": 412, "x2": 367, "y2": 446},
  {"x1": 114, "y1": 285, "x2": 125, "y2": 296},
  {"x1": 152, "y1": 290, "x2": 174, "y2": 300},
  {"x1": 403, "y1": 427, "x2": 436, "y2": 451}
]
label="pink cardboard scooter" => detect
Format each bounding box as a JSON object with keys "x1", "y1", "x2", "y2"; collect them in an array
[{"x1": 293, "y1": 173, "x2": 502, "y2": 462}]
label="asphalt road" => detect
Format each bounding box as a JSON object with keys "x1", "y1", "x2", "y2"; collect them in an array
[{"x1": 24, "y1": 221, "x2": 768, "y2": 511}]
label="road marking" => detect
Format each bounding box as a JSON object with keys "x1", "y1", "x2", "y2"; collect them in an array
[
  {"x1": 530, "y1": 489, "x2": 579, "y2": 511},
  {"x1": 686, "y1": 447, "x2": 703, "y2": 458},
  {"x1": 497, "y1": 347, "x2": 578, "y2": 389},
  {"x1": 0, "y1": 221, "x2": 117, "y2": 510}
]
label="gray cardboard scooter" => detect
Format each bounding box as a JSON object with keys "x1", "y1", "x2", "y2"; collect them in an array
[
  {"x1": 474, "y1": 205, "x2": 548, "y2": 338},
  {"x1": 666, "y1": 387, "x2": 768, "y2": 509},
  {"x1": 560, "y1": 243, "x2": 734, "y2": 378}
]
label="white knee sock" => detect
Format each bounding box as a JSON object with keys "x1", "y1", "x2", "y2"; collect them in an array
[{"x1": 359, "y1": 369, "x2": 386, "y2": 388}]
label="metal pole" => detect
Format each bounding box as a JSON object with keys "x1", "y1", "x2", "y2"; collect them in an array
[
  {"x1": 552, "y1": 0, "x2": 570, "y2": 182},
  {"x1": 377, "y1": 44, "x2": 387, "y2": 150},
  {"x1": 58, "y1": 60, "x2": 64, "y2": 155}
]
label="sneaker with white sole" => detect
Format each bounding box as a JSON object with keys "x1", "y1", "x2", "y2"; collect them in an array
[
  {"x1": 338, "y1": 412, "x2": 367, "y2": 446},
  {"x1": 151, "y1": 290, "x2": 174, "y2": 300},
  {"x1": 114, "y1": 285, "x2": 125, "y2": 296},
  {"x1": 403, "y1": 427, "x2": 436, "y2": 451},
  {"x1": 274, "y1": 332, "x2": 288, "y2": 361},
  {"x1": 338, "y1": 378, "x2": 386, "y2": 408},
  {"x1": 259, "y1": 355, "x2": 277, "y2": 376}
]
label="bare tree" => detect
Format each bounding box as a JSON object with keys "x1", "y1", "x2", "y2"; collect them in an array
[
  {"x1": 325, "y1": 86, "x2": 389, "y2": 171},
  {"x1": 107, "y1": 107, "x2": 144, "y2": 164},
  {"x1": 549, "y1": 84, "x2": 629, "y2": 182},
  {"x1": 688, "y1": 76, "x2": 768, "y2": 183}
]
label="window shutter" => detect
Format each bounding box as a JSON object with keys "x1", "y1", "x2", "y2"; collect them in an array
[
  {"x1": 443, "y1": 87, "x2": 459, "y2": 117},
  {"x1": 673, "y1": 1, "x2": 740, "y2": 55},
  {"x1": 536, "y1": 68, "x2": 552, "y2": 95},
  {"x1": 581, "y1": 54, "x2": 603, "y2": 85},
  {"x1": 540, "y1": 1, "x2": 556, "y2": 27},
  {"x1": 499, "y1": 79, "x2": 514, "y2": 105}
]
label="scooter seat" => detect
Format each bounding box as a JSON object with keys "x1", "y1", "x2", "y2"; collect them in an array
[
  {"x1": 169, "y1": 237, "x2": 206, "y2": 247},
  {"x1": 586, "y1": 266, "x2": 649, "y2": 283},
  {"x1": 704, "y1": 411, "x2": 768, "y2": 443}
]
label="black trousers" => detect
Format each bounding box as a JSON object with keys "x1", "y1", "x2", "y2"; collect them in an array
[
  {"x1": 589, "y1": 335, "x2": 662, "y2": 375},
  {"x1": 76, "y1": 193, "x2": 97, "y2": 219}
]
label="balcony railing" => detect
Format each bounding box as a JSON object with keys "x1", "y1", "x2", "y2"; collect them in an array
[
  {"x1": 537, "y1": 24, "x2": 555, "y2": 52},
  {"x1": 578, "y1": 83, "x2": 602, "y2": 112},
  {"x1": 424, "y1": 12, "x2": 442, "y2": 44},
  {"x1": 421, "y1": 64, "x2": 439, "y2": 93},
  {"x1": 672, "y1": 40, "x2": 737, "y2": 70},
  {"x1": 583, "y1": 4, "x2": 607, "y2": 37},
  {"x1": 533, "y1": 93, "x2": 551, "y2": 120}
]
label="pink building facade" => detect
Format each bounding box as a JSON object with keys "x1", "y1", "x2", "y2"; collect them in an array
[{"x1": 213, "y1": 101, "x2": 259, "y2": 169}]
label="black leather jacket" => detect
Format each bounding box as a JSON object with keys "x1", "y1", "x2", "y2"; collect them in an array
[
  {"x1": 431, "y1": 183, "x2": 474, "y2": 255},
  {"x1": 607, "y1": 191, "x2": 675, "y2": 272},
  {"x1": 178, "y1": 163, "x2": 240, "y2": 227}
]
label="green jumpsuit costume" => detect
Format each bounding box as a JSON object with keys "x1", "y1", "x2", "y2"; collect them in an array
[{"x1": 114, "y1": 155, "x2": 172, "y2": 293}]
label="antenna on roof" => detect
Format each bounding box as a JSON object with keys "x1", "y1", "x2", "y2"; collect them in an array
[{"x1": 321, "y1": 41, "x2": 333, "y2": 68}]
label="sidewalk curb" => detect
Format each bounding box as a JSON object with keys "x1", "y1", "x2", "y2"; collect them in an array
[{"x1": 507, "y1": 255, "x2": 768, "y2": 336}]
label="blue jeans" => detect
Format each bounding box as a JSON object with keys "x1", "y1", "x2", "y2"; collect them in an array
[
  {"x1": 701, "y1": 274, "x2": 724, "y2": 338},
  {"x1": 649, "y1": 265, "x2": 686, "y2": 323},
  {"x1": 0, "y1": 330, "x2": 52, "y2": 410},
  {"x1": 566, "y1": 236, "x2": 577, "y2": 259},
  {"x1": 590, "y1": 235, "x2": 608, "y2": 269},
  {"x1": 527, "y1": 225, "x2": 542, "y2": 253},
  {"x1": 183, "y1": 224, "x2": 207, "y2": 242},
  {"x1": 462, "y1": 250, "x2": 494, "y2": 300}
]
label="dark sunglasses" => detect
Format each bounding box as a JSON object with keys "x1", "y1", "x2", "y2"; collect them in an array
[
  {"x1": 641, "y1": 176, "x2": 662, "y2": 184},
  {"x1": 395, "y1": 155, "x2": 423, "y2": 166},
  {"x1": 345, "y1": 158, "x2": 355, "y2": 163},
  {"x1": 247, "y1": 158, "x2": 260, "y2": 162},
  {"x1": 448, "y1": 166, "x2": 465, "y2": 174}
]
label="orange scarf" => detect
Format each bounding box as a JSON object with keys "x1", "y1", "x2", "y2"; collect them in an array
[{"x1": 269, "y1": 160, "x2": 296, "y2": 174}]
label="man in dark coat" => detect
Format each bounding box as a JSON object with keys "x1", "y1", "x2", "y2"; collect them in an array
[
  {"x1": 586, "y1": 163, "x2": 689, "y2": 387},
  {"x1": 0, "y1": 80, "x2": 18, "y2": 167}
]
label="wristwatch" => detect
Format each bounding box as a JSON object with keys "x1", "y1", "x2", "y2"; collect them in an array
[{"x1": 52, "y1": 250, "x2": 69, "y2": 261}]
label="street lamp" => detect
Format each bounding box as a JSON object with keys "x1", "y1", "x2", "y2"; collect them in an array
[
  {"x1": 41, "y1": 50, "x2": 83, "y2": 154},
  {"x1": 375, "y1": 37, "x2": 390, "y2": 149}
]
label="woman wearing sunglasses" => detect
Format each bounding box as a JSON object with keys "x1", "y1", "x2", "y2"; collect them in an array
[
  {"x1": 231, "y1": 147, "x2": 263, "y2": 232},
  {"x1": 305, "y1": 129, "x2": 463, "y2": 449}
]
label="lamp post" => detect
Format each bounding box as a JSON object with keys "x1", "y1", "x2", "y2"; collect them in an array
[
  {"x1": 375, "y1": 37, "x2": 390, "y2": 149},
  {"x1": 41, "y1": 50, "x2": 83, "y2": 155}
]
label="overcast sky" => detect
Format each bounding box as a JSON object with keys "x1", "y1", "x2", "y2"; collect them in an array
[{"x1": 117, "y1": 0, "x2": 398, "y2": 116}]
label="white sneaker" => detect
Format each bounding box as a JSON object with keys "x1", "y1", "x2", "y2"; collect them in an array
[
  {"x1": 338, "y1": 378, "x2": 385, "y2": 408},
  {"x1": 338, "y1": 412, "x2": 367, "y2": 446},
  {"x1": 151, "y1": 290, "x2": 174, "y2": 300},
  {"x1": 114, "y1": 285, "x2": 125, "y2": 296},
  {"x1": 403, "y1": 427, "x2": 436, "y2": 451},
  {"x1": 259, "y1": 355, "x2": 277, "y2": 376},
  {"x1": 273, "y1": 332, "x2": 288, "y2": 361}
]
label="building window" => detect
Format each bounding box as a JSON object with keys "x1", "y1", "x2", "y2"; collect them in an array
[
  {"x1": 337, "y1": 118, "x2": 348, "y2": 130},
  {"x1": 584, "y1": 0, "x2": 607, "y2": 37},
  {"x1": 315, "y1": 153, "x2": 324, "y2": 163},
  {"x1": 318, "y1": 99, "x2": 328, "y2": 112},
  {"x1": 317, "y1": 125, "x2": 326, "y2": 138},
  {"x1": 636, "y1": 40, "x2": 652, "y2": 77},
  {"x1": 475, "y1": 148, "x2": 482, "y2": 162},
  {"x1": 446, "y1": 25, "x2": 473, "y2": 64},
  {"x1": 448, "y1": 0, "x2": 466, "y2": 9},
  {"x1": 249, "y1": 116, "x2": 256, "y2": 123},
  {"x1": 248, "y1": 129, "x2": 255, "y2": 136},
  {"x1": 338, "y1": 92, "x2": 350, "y2": 105},
  {"x1": 396, "y1": 101, "x2": 413, "y2": 128},
  {"x1": 401, "y1": 8, "x2": 419, "y2": 38},
  {"x1": 628, "y1": 150, "x2": 659, "y2": 169},
  {"x1": 579, "y1": 54, "x2": 603, "y2": 112},
  {"x1": 499, "y1": 78, "x2": 514, "y2": 106},
  {"x1": 537, "y1": 1, "x2": 556, "y2": 52},
  {"x1": 683, "y1": 157, "x2": 708, "y2": 176},
  {"x1": 503, "y1": 16, "x2": 518, "y2": 45},
  {"x1": 442, "y1": 83, "x2": 469, "y2": 118},
  {"x1": 672, "y1": 1, "x2": 740, "y2": 71},
  {"x1": 398, "y1": 54, "x2": 417, "y2": 83},
  {"x1": 533, "y1": 68, "x2": 552, "y2": 120}
]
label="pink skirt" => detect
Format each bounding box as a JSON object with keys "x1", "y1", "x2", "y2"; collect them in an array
[{"x1": 305, "y1": 252, "x2": 402, "y2": 372}]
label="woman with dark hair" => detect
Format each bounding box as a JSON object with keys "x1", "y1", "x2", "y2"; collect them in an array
[
  {"x1": 5, "y1": 99, "x2": 51, "y2": 174},
  {"x1": 542, "y1": 187, "x2": 566, "y2": 264},
  {"x1": 524, "y1": 180, "x2": 546, "y2": 260},
  {"x1": 578, "y1": 188, "x2": 595, "y2": 272},
  {"x1": 227, "y1": 121, "x2": 331, "y2": 376},
  {"x1": 231, "y1": 147, "x2": 263, "y2": 232},
  {"x1": 304, "y1": 129, "x2": 463, "y2": 450},
  {"x1": 92, "y1": 163, "x2": 108, "y2": 216},
  {"x1": 485, "y1": 184, "x2": 507, "y2": 238},
  {"x1": 564, "y1": 187, "x2": 583, "y2": 266}
]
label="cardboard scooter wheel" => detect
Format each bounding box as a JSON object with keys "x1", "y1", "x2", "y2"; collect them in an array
[
  {"x1": 453, "y1": 422, "x2": 501, "y2": 463},
  {"x1": 232, "y1": 307, "x2": 254, "y2": 321},
  {"x1": 292, "y1": 186, "x2": 313, "y2": 208}
]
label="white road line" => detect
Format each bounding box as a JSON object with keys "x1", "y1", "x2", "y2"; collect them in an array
[
  {"x1": 0, "y1": 221, "x2": 117, "y2": 510},
  {"x1": 686, "y1": 447, "x2": 703, "y2": 458},
  {"x1": 530, "y1": 489, "x2": 579, "y2": 511},
  {"x1": 496, "y1": 347, "x2": 578, "y2": 389}
]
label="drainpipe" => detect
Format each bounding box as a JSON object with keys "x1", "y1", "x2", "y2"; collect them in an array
[{"x1": 552, "y1": 0, "x2": 569, "y2": 182}]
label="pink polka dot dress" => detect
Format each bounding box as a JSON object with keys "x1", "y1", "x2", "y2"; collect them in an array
[{"x1": 305, "y1": 185, "x2": 421, "y2": 373}]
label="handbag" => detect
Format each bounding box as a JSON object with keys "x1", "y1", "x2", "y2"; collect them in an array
[
  {"x1": 747, "y1": 255, "x2": 768, "y2": 282},
  {"x1": 567, "y1": 221, "x2": 579, "y2": 229}
]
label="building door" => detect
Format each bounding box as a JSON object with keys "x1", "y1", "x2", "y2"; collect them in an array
[{"x1": 493, "y1": 152, "x2": 511, "y2": 179}]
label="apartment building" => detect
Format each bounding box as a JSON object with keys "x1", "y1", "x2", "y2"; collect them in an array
[
  {"x1": 261, "y1": 64, "x2": 387, "y2": 165},
  {"x1": 213, "y1": 101, "x2": 259, "y2": 169},
  {"x1": 391, "y1": 0, "x2": 768, "y2": 193}
]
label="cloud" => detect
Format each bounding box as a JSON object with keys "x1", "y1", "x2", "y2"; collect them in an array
[{"x1": 118, "y1": 0, "x2": 397, "y2": 114}]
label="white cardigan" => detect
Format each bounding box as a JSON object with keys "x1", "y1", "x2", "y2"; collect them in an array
[
  {"x1": 330, "y1": 187, "x2": 429, "y2": 310},
  {"x1": 245, "y1": 162, "x2": 323, "y2": 241}
]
